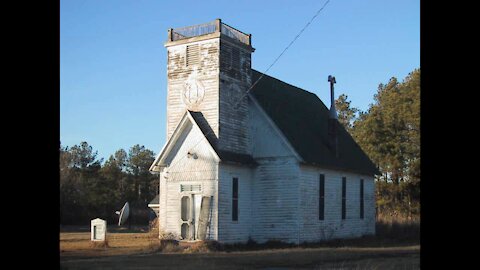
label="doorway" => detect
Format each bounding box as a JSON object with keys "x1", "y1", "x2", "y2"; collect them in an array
[
  {"x1": 180, "y1": 194, "x2": 202, "y2": 240},
  {"x1": 180, "y1": 194, "x2": 212, "y2": 241}
]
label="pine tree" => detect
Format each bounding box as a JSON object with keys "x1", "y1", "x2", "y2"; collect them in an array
[{"x1": 335, "y1": 94, "x2": 359, "y2": 134}]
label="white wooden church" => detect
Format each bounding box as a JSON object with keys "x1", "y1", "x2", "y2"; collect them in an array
[{"x1": 149, "y1": 19, "x2": 379, "y2": 244}]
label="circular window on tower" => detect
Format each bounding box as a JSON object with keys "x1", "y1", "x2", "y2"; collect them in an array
[{"x1": 182, "y1": 77, "x2": 205, "y2": 111}]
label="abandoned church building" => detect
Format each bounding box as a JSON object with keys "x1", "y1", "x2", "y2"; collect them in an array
[{"x1": 149, "y1": 19, "x2": 379, "y2": 244}]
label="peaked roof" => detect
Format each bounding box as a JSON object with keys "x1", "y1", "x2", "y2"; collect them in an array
[{"x1": 250, "y1": 70, "x2": 380, "y2": 176}]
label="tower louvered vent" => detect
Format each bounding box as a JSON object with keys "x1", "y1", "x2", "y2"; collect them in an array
[
  {"x1": 221, "y1": 45, "x2": 232, "y2": 70},
  {"x1": 186, "y1": 44, "x2": 200, "y2": 66}
]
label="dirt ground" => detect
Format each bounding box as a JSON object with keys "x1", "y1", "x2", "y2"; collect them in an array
[{"x1": 60, "y1": 231, "x2": 420, "y2": 270}]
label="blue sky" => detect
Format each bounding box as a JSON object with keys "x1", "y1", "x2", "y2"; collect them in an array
[{"x1": 60, "y1": 0, "x2": 420, "y2": 160}]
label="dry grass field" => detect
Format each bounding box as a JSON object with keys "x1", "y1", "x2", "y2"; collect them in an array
[
  {"x1": 60, "y1": 231, "x2": 159, "y2": 257},
  {"x1": 60, "y1": 221, "x2": 420, "y2": 270}
]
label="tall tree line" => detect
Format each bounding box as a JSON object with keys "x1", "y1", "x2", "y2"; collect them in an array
[
  {"x1": 60, "y1": 142, "x2": 158, "y2": 225},
  {"x1": 335, "y1": 68, "x2": 420, "y2": 219}
]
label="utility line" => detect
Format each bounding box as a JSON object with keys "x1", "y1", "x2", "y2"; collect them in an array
[{"x1": 233, "y1": 0, "x2": 331, "y2": 109}]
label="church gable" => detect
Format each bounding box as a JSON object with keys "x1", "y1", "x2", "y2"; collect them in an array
[
  {"x1": 165, "y1": 118, "x2": 219, "y2": 181},
  {"x1": 150, "y1": 111, "x2": 220, "y2": 176}
]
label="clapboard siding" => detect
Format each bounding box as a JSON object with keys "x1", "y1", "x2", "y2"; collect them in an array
[
  {"x1": 217, "y1": 164, "x2": 253, "y2": 243},
  {"x1": 217, "y1": 40, "x2": 252, "y2": 154},
  {"x1": 159, "y1": 118, "x2": 219, "y2": 240},
  {"x1": 164, "y1": 121, "x2": 217, "y2": 181},
  {"x1": 251, "y1": 157, "x2": 301, "y2": 244},
  {"x1": 299, "y1": 166, "x2": 375, "y2": 242},
  {"x1": 167, "y1": 38, "x2": 220, "y2": 141},
  {"x1": 218, "y1": 76, "x2": 249, "y2": 154},
  {"x1": 159, "y1": 171, "x2": 167, "y2": 232},
  {"x1": 216, "y1": 103, "x2": 301, "y2": 244},
  {"x1": 246, "y1": 98, "x2": 302, "y2": 244}
]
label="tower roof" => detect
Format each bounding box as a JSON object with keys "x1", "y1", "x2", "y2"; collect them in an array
[{"x1": 165, "y1": 19, "x2": 254, "y2": 51}]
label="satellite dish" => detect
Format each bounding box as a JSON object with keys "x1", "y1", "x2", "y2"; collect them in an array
[{"x1": 116, "y1": 202, "x2": 130, "y2": 226}]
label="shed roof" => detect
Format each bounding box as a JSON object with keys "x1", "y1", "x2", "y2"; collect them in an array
[{"x1": 250, "y1": 70, "x2": 380, "y2": 176}]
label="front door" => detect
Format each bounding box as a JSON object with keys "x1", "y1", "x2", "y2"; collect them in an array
[{"x1": 180, "y1": 194, "x2": 203, "y2": 240}]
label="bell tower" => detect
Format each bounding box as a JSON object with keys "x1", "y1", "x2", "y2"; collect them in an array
[{"x1": 164, "y1": 19, "x2": 254, "y2": 154}]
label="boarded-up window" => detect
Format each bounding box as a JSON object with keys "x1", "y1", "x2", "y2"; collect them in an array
[
  {"x1": 360, "y1": 179, "x2": 364, "y2": 219},
  {"x1": 197, "y1": 196, "x2": 213, "y2": 240},
  {"x1": 342, "y1": 177, "x2": 346, "y2": 220},
  {"x1": 186, "y1": 44, "x2": 200, "y2": 66},
  {"x1": 319, "y1": 174, "x2": 325, "y2": 220},
  {"x1": 232, "y1": 177, "x2": 238, "y2": 221}
]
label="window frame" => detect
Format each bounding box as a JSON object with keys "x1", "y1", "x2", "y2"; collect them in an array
[
  {"x1": 319, "y1": 174, "x2": 325, "y2": 220},
  {"x1": 342, "y1": 177, "x2": 346, "y2": 220},
  {"x1": 232, "y1": 177, "x2": 239, "y2": 221},
  {"x1": 360, "y1": 179, "x2": 364, "y2": 219}
]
